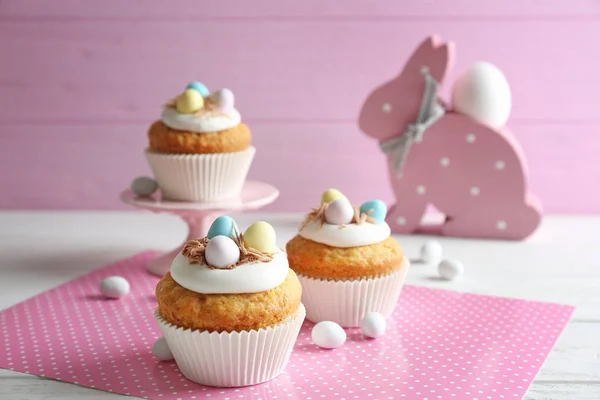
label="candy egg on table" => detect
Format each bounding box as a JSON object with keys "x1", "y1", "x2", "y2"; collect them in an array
[
  {"x1": 99, "y1": 276, "x2": 130, "y2": 299},
  {"x1": 320, "y1": 188, "x2": 347, "y2": 205},
  {"x1": 186, "y1": 81, "x2": 210, "y2": 97},
  {"x1": 324, "y1": 198, "x2": 354, "y2": 225},
  {"x1": 311, "y1": 321, "x2": 346, "y2": 349},
  {"x1": 438, "y1": 258, "x2": 464, "y2": 281},
  {"x1": 176, "y1": 88, "x2": 204, "y2": 114},
  {"x1": 359, "y1": 200, "x2": 387, "y2": 224},
  {"x1": 152, "y1": 337, "x2": 173, "y2": 361},
  {"x1": 243, "y1": 221, "x2": 277, "y2": 253},
  {"x1": 420, "y1": 240, "x2": 443, "y2": 264},
  {"x1": 130, "y1": 176, "x2": 158, "y2": 197},
  {"x1": 205, "y1": 236, "x2": 241, "y2": 269},
  {"x1": 451, "y1": 61, "x2": 512, "y2": 128},
  {"x1": 361, "y1": 312, "x2": 387, "y2": 339},
  {"x1": 207, "y1": 216, "x2": 238, "y2": 239},
  {"x1": 211, "y1": 88, "x2": 235, "y2": 112}
]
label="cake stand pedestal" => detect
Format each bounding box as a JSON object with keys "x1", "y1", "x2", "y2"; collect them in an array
[{"x1": 120, "y1": 180, "x2": 279, "y2": 276}]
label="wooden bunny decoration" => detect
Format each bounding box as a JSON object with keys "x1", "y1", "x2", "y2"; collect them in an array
[{"x1": 359, "y1": 35, "x2": 542, "y2": 240}]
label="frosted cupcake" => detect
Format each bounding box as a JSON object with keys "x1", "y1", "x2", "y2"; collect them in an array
[
  {"x1": 146, "y1": 82, "x2": 255, "y2": 202},
  {"x1": 286, "y1": 189, "x2": 409, "y2": 327},
  {"x1": 155, "y1": 216, "x2": 305, "y2": 387}
]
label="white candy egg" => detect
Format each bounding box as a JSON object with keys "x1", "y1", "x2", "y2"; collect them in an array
[
  {"x1": 361, "y1": 312, "x2": 387, "y2": 339},
  {"x1": 438, "y1": 258, "x2": 465, "y2": 281},
  {"x1": 420, "y1": 240, "x2": 443, "y2": 264},
  {"x1": 311, "y1": 321, "x2": 346, "y2": 349},
  {"x1": 451, "y1": 61, "x2": 512, "y2": 128},
  {"x1": 205, "y1": 235, "x2": 240, "y2": 269},
  {"x1": 99, "y1": 276, "x2": 130, "y2": 299},
  {"x1": 324, "y1": 198, "x2": 354, "y2": 225},
  {"x1": 152, "y1": 337, "x2": 173, "y2": 361}
]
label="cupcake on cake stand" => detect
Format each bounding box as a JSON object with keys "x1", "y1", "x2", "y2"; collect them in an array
[{"x1": 122, "y1": 81, "x2": 278, "y2": 276}]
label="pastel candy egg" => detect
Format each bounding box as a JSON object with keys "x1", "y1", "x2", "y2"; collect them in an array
[
  {"x1": 451, "y1": 61, "x2": 511, "y2": 128},
  {"x1": 361, "y1": 312, "x2": 387, "y2": 339},
  {"x1": 243, "y1": 221, "x2": 277, "y2": 254},
  {"x1": 324, "y1": 198, "x2": 354, "y2": 225},
  {"x1": 420, "y1": 240, "x2": 443, "y2": 264},
  {"x1": 152, "y1": 337, "x2": 173, "y2": 361},
  {"x1": 438, "y1": 258, "x2": 464, "y2": 281},
  {"x1": 320, "y1": 188, "x2": 347, "y2": 205},
  {"x1": 359, "y1": 200, "x2": 387, "y2": 224},
  {"x1": 176, "y1": 88, "x2": 204, "y2": 114},
  {"x1": 211, "y1": 88, "x2": 235, "y2": 112},
  {"x1": 311, "y1": 321, "x2": 346, "y2": 349},
  {"x1": 186, "y1": 81, "x2": 210, "y2": 97},
  {"x1": 130, "y1": 176, "x2": 158, "y2": 197},
  {"x1": 207, "y1": 216, "x2": 238, "y2": 239},
  {"x1": 205, "y1": 236, "x2": 240, "y2": 269},
  {"x1": 99, "y1": 276, "x2": 130, "y2": 299}
]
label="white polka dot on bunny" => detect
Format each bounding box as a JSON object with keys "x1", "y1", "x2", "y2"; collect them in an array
[{"x1": 0, "y1": 252, "x2": 574, "y2": 400}]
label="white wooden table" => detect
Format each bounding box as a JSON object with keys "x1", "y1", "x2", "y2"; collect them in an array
[{"x1": 0, "y1": 212, "x2": 599, "y2": 400}]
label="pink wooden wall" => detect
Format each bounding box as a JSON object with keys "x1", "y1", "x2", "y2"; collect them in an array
[{"x1": 1, "y1": 0, "x2": 599, "y2": 212}]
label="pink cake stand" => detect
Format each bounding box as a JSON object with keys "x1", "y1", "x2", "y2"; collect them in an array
[{"x1": 120, "y1": 180, "x2": 279, "y2": 276}]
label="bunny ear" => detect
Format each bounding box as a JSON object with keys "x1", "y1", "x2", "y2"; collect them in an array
[
  {"x1": 400, "y1": 35, "x2": 454, "y2": 86},
  {"x1": 440, "y1": 41, "x2": 456, "y2": 83},
  {"x1": 419, "y1": 35, "x2": 442, "y2": 52}
]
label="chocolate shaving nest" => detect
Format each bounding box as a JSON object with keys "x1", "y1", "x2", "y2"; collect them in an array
[
  {"x1": 182, "y1": 228, "x2": 274, "y2": 270},
  {"x1": 164, "y1": 94, "x2": 233, "y2": 120},
  {"x1": 300, "y1": 202, "x2": 377, "y2": 231}
]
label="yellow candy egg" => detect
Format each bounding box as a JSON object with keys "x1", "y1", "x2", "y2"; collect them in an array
[
  {"x1": 321, "y1": 188, "x2": 347, "y2": 205},
  {"x1": 243, "y1": 221, "x2": 277, "y2": 254},
  {"x1": 175, "y1": 89, "x2": 204, "y2": 114}
]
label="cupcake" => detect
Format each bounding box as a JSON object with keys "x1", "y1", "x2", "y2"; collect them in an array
[
  {"x1": 286, "y1": 189, "x2": 409, "y2": 327},
  {"x1": 155, "y1": 216, "x2": 305, "y2": 387},
  {"x1": 146, "y1": 82, "x2": 255, "y2": 202}
]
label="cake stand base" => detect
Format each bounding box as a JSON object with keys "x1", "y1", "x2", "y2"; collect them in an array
[{"x1": 120, "y1": 180, "x2": 279, "y2": 276}]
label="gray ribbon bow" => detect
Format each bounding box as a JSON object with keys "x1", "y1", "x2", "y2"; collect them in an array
[{"x1": 380, "y1": 67, "x2": 445, "y2": 177}]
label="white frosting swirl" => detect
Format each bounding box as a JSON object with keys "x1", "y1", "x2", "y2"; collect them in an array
[
  {"x1": 299, "y1": 221, "x2": 390, "y2": 248},
  {"x1": 161, "y1": 107, "x2": 241, "y2": 133},
  {"x1": 170, "y1": 250, "x2": 288, "y2": 294}
]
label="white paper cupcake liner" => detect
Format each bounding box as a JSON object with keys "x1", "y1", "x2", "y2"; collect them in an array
[
  {"x1": 145, "y1": 146, "x2": 256, "y2": 202},
  {"x1": 154, "y1": 304, "x2": 306, "y2": 387},
  {"x1": 297, "y1": 258, "x2": 410, "y2": 327}
]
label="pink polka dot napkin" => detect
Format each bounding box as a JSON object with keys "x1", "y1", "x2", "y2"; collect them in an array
[{"x1": 0, "y1": 252, "x2": 574, "y2": 400}]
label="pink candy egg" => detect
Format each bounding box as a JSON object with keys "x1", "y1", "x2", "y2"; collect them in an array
[
  {"x1": 205, "y1": 235, "x2": 240, "y2": 269},
  {"x1": 211, "y1": 88, "x2": 235, "y2": 112},
  {"x1": 325, "y1": 198, "x2": 354, "y2": 225}
]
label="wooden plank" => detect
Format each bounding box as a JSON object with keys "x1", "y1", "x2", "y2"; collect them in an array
[
  {"x1": 0, "y1": 212, "x2": 598, "y2": 398},
  {"x1": 1, "y1": 0, "x2": 598, "y2": 19},
  {"x1": 0, "y1": 20, "x2": 599, "y2": 122},
  {"x1": 536, "y1": 323, "x2": 600, "y2": 382},
  {"x1": 0, "y1": 370, "x2": 129, "y2": 399},
  {"x1": 526, "y1": 382, "x2": 600, "y2": 400},
  {"x1": 1, "y1": 123, "x2": 599, "y2": 214}
]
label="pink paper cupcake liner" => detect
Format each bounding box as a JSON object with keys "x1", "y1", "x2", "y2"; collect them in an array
[
  {"x1": 145, "y1": 146, "x2": 256, "y2": 202},
  {"x1": 154, "y1": 304, "x2": 306, "y2": 388},
  {"x1": 297, "y1": 258, "x2": 410, "y2": 327}
]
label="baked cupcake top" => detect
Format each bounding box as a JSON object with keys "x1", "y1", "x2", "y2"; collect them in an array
[
  {"x1": 170, "y1": 216, "x2": 288, "y2": 294},
  {"x1": 298, "y1": 188, "x2": 391, "y2": 248},
  {"x1": 161, "y1": 82, "x2": 241, "y2": 133}
]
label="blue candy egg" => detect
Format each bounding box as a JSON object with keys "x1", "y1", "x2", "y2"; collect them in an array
[
  {"x1": 207, "y1": 216, "x2": 238, "y2": 239},
  {"x1": 359, "y1": 200, "x2": 387, "y2": 224},
  {"x1": 186, "y1": 81, "x2": 210, "y2": 97}
]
